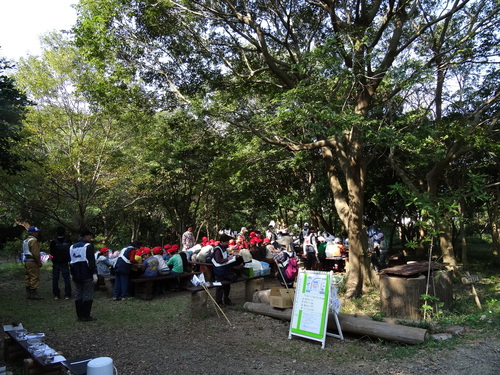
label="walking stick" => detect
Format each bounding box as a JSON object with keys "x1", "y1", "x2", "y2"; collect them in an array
[
  {"x1": 200, "y1": 282, "x2": 233, "y2": 327},
  {"x1": 274, "y1": 259, "x2": 289, "y2": 291}
]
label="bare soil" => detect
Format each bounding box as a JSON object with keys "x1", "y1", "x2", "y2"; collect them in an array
[{"x1": 1, "y1": 272, "x2": 499, "y2": 374}]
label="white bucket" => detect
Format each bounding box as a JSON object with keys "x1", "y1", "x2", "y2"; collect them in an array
[{"x1": 87, "y1": 357, "x2": 115, "y2": 375}]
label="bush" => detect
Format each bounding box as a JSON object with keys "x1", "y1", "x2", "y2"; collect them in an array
[{"x1": 1, "y1": 239, "x2": 23, "y2": 261}]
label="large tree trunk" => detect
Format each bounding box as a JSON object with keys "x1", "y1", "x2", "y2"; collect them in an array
[
  {"x1": 488, "y1": 189, "x2": 500, "y2": 266},
  {"x1": 320, "y1": 126, "x2": 368, "y2": 298},
  {"x1": 438, "y1": 222, "x2": 457, "y2": 266},
  {"x1": 458, "y1": 199, "x2": 468, "y2": 266}
]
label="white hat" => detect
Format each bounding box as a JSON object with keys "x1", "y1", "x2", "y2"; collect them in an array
[
  {"x1": 334, "y1": 237, "x2": 342, "y2": 243},
  {"x1": 318, "y1": 236, "x2": 325, "y2": 242},
  {"x1": 304, "y1": 222, "x2": 309, "y2": 227},
  {"x1": 376, "y1": 232, "x2": 384, "y2": 240}
]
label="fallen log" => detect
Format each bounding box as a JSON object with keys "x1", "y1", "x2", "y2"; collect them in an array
[{"x1": 243, "y1": 302, "x2": 429, "y2": 344}]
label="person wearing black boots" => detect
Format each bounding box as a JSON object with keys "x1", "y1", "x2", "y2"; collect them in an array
[{"x1": 70, "y1": 229, "x2": 98, "y2": 321}]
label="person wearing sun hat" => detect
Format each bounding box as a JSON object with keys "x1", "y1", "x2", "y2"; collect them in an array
[{"x1": 22, "y1": 226, "x2": 44, "y2": 300}]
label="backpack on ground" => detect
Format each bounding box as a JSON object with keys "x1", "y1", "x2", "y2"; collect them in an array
[{"x1": 285, "y1": 257, "x2": 298, "y2": 280}]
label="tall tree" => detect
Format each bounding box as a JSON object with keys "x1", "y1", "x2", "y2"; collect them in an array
[
  {"x1": 8, "y1": 32, "x2": 147, "y2": 233},
  {"x1": 0, "y1": 56, "x2": 29, "y2": 173},
  {"x1": 74, "y1": 0, "x2": 499, "y2": 296}
]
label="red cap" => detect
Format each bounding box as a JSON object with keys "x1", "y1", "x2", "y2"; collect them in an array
[
  {"x1": 163, "y1": 244, "x2": 171, "y2": 249},
  {"x1": 168, "y1": 244, "x2": 179, "y2": 254},
  {"x1": 202, "y1": 237, "x2": 208, "y2": 242},
  {"x1": 249, "y1": 232, "x2": 256, "y2": 238},
  {"x1": 153, "y1": 246, "x2": 162, "y2": 254},
  {"x1": 263, "y1": 238, "x2": 270, "y2": 243},
  {"x1": 99, "y1": 247, "x2": 110, "y2": 254}
]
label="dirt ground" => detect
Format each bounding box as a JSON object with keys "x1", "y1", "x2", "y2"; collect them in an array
[{"x1": 1, "y1": 274, "x2": 499, "y2": 374}]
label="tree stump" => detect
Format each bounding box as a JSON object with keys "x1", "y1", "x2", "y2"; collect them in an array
[
  {"x1": 380, "y1": 274, "x2": 427, "y2": 319},
  {"x1": 380, "y1": 270, "x2": 453, "y2": 319},
  {"x1": 244, "y1": 278, "x2": 264, "y2": 302}
]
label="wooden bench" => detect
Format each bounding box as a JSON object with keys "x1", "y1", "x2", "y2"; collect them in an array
[
  {"x1": 130, "y1": 272, "x2": 201, "y2": 300},
  {"x1": 96, "y1": 275, "x2": 115, "y2": 296},
  {"x1": 188, "y1": 260, "x2": 257, "y2": 282},
  {"x1": 188, "y1": 260, "x2": 214, "y2": 282},
  {"x1": 187, "y1": 276, "x2": 265, "y2": 318}
]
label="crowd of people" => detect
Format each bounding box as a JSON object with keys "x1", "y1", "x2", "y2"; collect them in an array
[{"x1": 21, "y1": 220, "x2": 390, "y2": 321}]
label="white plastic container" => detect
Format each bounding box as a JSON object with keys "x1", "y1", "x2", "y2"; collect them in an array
[{"x1": 87, "y1": 357, "x2": 116, "y2": 375}]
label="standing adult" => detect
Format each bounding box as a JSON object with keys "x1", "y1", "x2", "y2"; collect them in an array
[
  {"x1": 49, "y1": 226, "x2": 72, "y2": 300},
  {"x1": 112, "y1": 240, "x2": 141, "y2": 301},
  {"x1": 69, "y1": 229, "x2": 98, "y2": 321},
  {"x1": 22, "y1": 226, "x2": 44, "y2": 300},
  {"x1": 298, "y1": 223, "x2": 310, "y2": 246},
  {"x1": 182, "y1": 224, "x2": 196, "y2": 260},
  {"x1": 303, "y1": 226, "x2": 318, "y2": 270},
  {"x1": 378, "y1": 233, "x2": 388, "y2": 269},
  {"x1": 212, "y1": 234, "x2": 236, "y2": 306}
]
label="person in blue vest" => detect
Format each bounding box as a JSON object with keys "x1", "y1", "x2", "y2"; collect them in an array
[
  {"x1": 70, "y1": 229, "x2": 98, "y2": 321},
  {"x1": 112, "y1": 240, "x2": 141, "y2": 301},
  {"x1": 212, "y1": 234, "x2": 237, "y2": 306}
]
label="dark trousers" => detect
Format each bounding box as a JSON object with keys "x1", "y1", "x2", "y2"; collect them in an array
[
  {"x1": 73, "y1": 278, "x2": 94, "y2": 301},
  {"x1": 214, "y1": 266, "x2": 231, "y2": 303},
  {"x1": 276, "y1": 267, "x2": 294, "y2": 288},
  {"x1": 52, "y1": 262, "x2": 72, "y2": 298},
  {"x1": 304, "y1": 252, "x2": 317, "y2": 270},
  {"x1": 113, "y1": 272, "x2": 130, "y2": 298},
  {"x1": 215, "y1": 283, "x2": 231, "y2": 304},
  {"x1": 370, "y1": 248, "x2": 381, "y2": 271}
]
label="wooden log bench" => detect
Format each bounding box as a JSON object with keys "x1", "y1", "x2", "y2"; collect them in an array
[
  {"x1": 130, "y1": 272, "x2": 201, "y2": 300},
  {"x1": 187, "y1": 276, "x2": 265, "y2": 318}
]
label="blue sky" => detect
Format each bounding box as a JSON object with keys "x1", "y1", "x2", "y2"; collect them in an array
[{"x1": 0, "y1": 0, "x2": 77, "y2": 61}]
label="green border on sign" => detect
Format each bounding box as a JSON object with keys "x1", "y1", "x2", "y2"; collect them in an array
[{"x1": 290, "y1": 271, "x2": 331, "y2": 340}]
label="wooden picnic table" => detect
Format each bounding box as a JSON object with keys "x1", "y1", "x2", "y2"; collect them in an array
[
  {"x1": 129, "y1": 272, "x2": 201, "y2": 300},
  {"x1": 3, "y1": 325, "x2": 64, "y2": 375}
]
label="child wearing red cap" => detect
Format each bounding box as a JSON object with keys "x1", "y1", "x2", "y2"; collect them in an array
[
  {"x1": 96, "y1": 247, "x2": 114, "y2": 276},
  {"x1": 166, "y1": 245, "x2": 183, "y2": 291},
  {"x1": 152, "y1": 246, "x2": 170, "y2": 275},
  {"x1": 140, "y1": 250, "x2": 159, "y2": 278}
]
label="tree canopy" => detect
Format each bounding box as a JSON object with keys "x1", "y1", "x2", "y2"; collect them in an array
[{"x1": 0, "y1": 1, "x2": 498, "y2": 296}]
